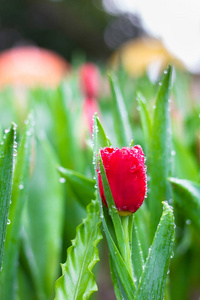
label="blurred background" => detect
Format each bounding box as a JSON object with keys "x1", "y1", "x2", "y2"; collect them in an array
[{"x1": 1, "y1": 0, "x2": 200, "y2": 73}]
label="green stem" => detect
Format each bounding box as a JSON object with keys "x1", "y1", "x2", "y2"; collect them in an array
[{"x1": 121, "y1": 215, "x2": 133, "y2": 277}]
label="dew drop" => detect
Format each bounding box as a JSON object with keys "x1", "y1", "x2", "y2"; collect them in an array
[
  {"x1": 7, "y1": 219, "x2": 11, "y2": 225},
  {"x1": 171, "y1": 150, "x2": 176, "y2": 156},
  {"x1": 105, "y1": 162, "x2": 110, "y2": 170},
  {"x1": 59, "y1": 177, "x2": 66, "y2": 183},
  {"x1": 129, "y1": 165, "x2": 137, "y2": 173},
  {"x1": 186, "y1": 219, "x2": 191, "y2": 225},
  {"x1": 19, "y1": 184, "x2": 24, "y2": 190}
]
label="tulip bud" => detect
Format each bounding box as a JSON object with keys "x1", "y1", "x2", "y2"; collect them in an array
[
  {"x1": 79, "y1": 63, "x2": 100, "y2": 98},
  {"x1": 98, "y1": 146, "x2": 147, "y2": 216},
  {"x1": 83, "y1": 97, "x2": 100, "y2": 134}
]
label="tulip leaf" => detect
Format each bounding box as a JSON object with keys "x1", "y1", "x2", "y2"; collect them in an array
[
  {"x1": 131, "y1": 217, "x2": 144, "y2": 285},
  {"x1": 93, "y1": 114, "x2": 136, "y2": 299},
  {"x1": 108, "y1": 73, "x2": 132, "y2": 147},
  {"x1": 149, "y1": 66, "x2": 172, "y2": 238},
  {"x1": 0, "y1": 114, "x2": 34, "y2": 300},
  {"x1": 58, "y1": 166, "x2": 95, "y2": 208},
  {"x1": 136, "y1": 93, "x2": 152, "y2": 155},
  {"x1": 99, "y1": 155, "x2": 126, "y2": 259},
  {"x1": 172, "y1": 138, "x2": 199, "y2": 181},
  {"x1": 109, "y1": 254, "x2": 129, "y2": 300},
  {"x1": 54, "y1": 200, "x2": 102, "y2": 300},
  {"x1": 96, "y1": 117, "x2": 111, "y2": 148},
  {"x1": 169, "y1": 177, "x2": 200, "y2": 231},
  {"x1": 134, "y1": 204, "x2": 150, "y2": 260},
  {"x1": 96, "y1": 178, "x2": 136, "y2": 298},
  {"x1": 50, "y1": 84, "x2": 78, "y2": 170},
  {"x1": 134, "y1": 202, "x2": 175, "y2": 300},
  {"x1": 22, "y1": 133, "x2": 64, "y2": 299},
  {"x1": 0, "y1": 123, "x2": 16, "y2": 269}
]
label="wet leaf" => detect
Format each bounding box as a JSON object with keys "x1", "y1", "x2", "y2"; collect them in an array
[
  {"x1": 0, "y1": 114, "x2": 34, "y2": 300},
  {"x1": 108, "y1": 73, "x2": 132, "y2": 147},
  {"x1": 58, "y1": 166, "x2": 95, "y2": 208},
  {"x1": 169, "y1": 177, "x2": 200, "y2": 232},
  {"x1": 54, "y1": 200, "x2": 102, "y2": 300},
  {"x1": 149, "y1": 66, "x2": 172, "y2": 238},
  {"x1": 0, "y1": 123, "x2": 16, "y2": 269},
  {"x1": 136, "y1": 93, "x2": 152, "y2": 155},
  {"x1": 135, "y1": 202, "x2": 175, "y2": 300},
  {"x1": 22, "y1": 134, "x2": 64, "y2": 299}
]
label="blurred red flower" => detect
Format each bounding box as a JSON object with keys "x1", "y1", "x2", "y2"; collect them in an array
[
  {"x1": 79, "y1": 63, "x2": 100, "y2": 98},
  {"x1": 98, "y1": 146, "x2": 147, "y2": 216}
]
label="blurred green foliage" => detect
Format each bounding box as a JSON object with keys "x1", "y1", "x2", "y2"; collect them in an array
[{"x1": 0, "y1": 61, "x2": 199, "y2": 300}]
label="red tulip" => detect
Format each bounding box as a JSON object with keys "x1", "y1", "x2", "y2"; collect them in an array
[
  {"x1": 98, "y1": 146, "x2": 147, "y2": 216},
  {"x1": 79, "y1": 63, "x2": 100, "y2": 98}
]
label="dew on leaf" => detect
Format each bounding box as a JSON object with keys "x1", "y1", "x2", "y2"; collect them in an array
[{"x1": 59, "y1": 177, "x2": 66, "y2": 183}]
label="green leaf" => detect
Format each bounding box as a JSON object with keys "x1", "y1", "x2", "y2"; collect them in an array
[
  {"x1": 108, "y1": 73, "x2": 132, "y2": 146},
  {"x1": 54, "y1": 200, "x2": 102, "y2": 300},
  {"x1": 96, "y1": 117, "x2": 111, "y2": 148},
  {"x1": 99, "y1": 155, "x2": 125, "y2": 259},
  {"x1": 50, "y1": 84, "x2": 78, "y2": 170},
  {"x1": 134, "y1": 203, "x2": 150, "y2": 260},
  {"x1": 22, "y1": 133, "x2": 64, "y2": 299},
  {"x1": 172, "y1": 138, "x2": 199, "y2": 181},
  {"x1": 0, "y1": 115, "x2": 34, "y2": 300},
  {"x1": 136, "y1": 93, "x2": 152, "y2": 155},
  {"x1": 134, "y1": 202, "x2": 175, "y2": 300},
  {"x1": 169, "y1": 177, "x2": 200, "y2": 231},
  {"x1": 58, "y1": 166, "x2": 95, "y2": 208},
  {"x1": 131, "y1": 217, "x2": 144, "y2": 285},
  {"x1": 0, "y1": 123, "x2": 16, "y2": 269},
  {"x1": 149, "y1": 66, "x2": 172, "y2": 238},
  {"x1": 109, "y1": 254, "x2": 128, "y2": 300}
]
